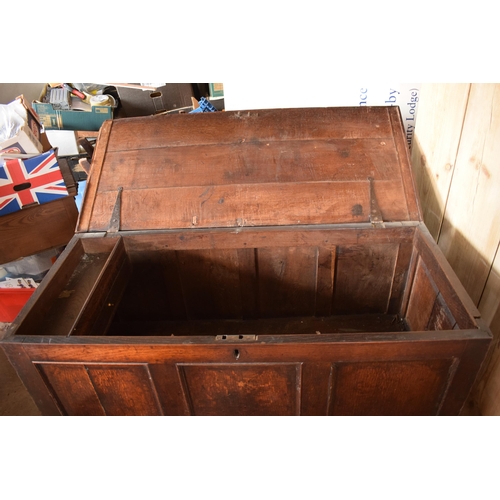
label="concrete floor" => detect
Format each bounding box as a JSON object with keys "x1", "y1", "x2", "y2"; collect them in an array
[{"x1": 0, "y1": 322, "x2": 41, "y2": 416}]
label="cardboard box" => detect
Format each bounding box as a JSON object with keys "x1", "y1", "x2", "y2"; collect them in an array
[
  {"x1": 32, "y1": 85, "x2": 113, "y2": 131},
  {"x1": 0, "y1": 149, "x2": 70, "y2": 216},
  {"x1": 209, "y1": 83, "x2": 224, "y2": 98},
  {"x1": 0, "y1": 96, "x2": 43, "y2": 155},
  {"x1": 114, "y1": 83, "x2": 194, "y2": 117}
]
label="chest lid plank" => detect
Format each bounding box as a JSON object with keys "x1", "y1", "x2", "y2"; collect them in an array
[{"x1": 77, "y1": 106, "x2": 421, "y2": 233}]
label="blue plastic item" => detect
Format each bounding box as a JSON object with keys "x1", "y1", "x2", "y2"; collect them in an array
[{"x1": 189, "y1": 97, "x2": 217, "y2": 113}]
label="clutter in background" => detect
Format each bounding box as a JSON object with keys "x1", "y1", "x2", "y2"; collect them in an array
[
  {"x1": 0, "y1": 248, "x2": 62, "y2": 322},
  {"x1": 0, "y1": 277, "x2": 38, "y2": 289},
  {"x1": 0, "y1": 83, "x2": 226, "y2": 323},
  {"x1": 209, "y1": 83, "x2": 224, "y2": 98},
  {"x1": 0, "y1": 96, "x2": 44, "y2": 155},
  {"x1": 114, "y1": 83, "x2": 194, "y2": 117},
  {"x1": 32, "y1": 83, "x2": 116, "y2": 131},
  {"x1": 31, "y1": 83, "x2": 225, "y2": 130},
  {"x1": 112, "y1": 83, "x2": 224, "y2": 116},
  {"x1": 190, "y1": 97, "x2": 218, "y2": 113}
]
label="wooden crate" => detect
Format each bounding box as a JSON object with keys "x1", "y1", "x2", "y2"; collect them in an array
[{"x1": 0, "y1": 107, "x2": 491, "y2": 415}]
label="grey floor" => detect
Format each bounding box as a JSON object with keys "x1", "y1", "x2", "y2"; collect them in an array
[{"x1": 0, "y1": 322, "x2": 40, "y2": 416}]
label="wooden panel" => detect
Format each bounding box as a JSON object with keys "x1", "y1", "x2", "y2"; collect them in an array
[
  {"x1": 83, "y1": 107, "x2": 419, "y2": 232},
  {"x1": 438, "y1": 84, "x2": 500, "y2": 304},
  {"x1": 388, "y1": 106, "x2": 422, "y2": 221},
  {"x1": 106, "y1": 107, "x2": 396, "y2": 151},
  {"x1": 178, "y1": 363, "x2": 302, "y2": 416},
  {"x1": 86, "y1": 252, "x2": 132, "y2": 335},
  {"x1": 236, "y1": 248, "x2": 258, "y2": 319},
  {"x1": 440, "y1": 332, "x2": 493, "y2": 415},
  {"x1": 0, "y1": 195, "x2": 78, "y2": 264},
  {"x1": 106, "y1": 314, "x2": 405, "y2": 337},
  {"x1": 10, "y1": 328, "x2": 490, "y2": 415},
  {"x1": 78, "y1": 120, "x2": 113, "y2": 233},
  {"x1": 372, "y1": 179, "x2": 410, "y2": 221},
  {"x1": 475, "y1": 248, "x2": 500, "y2": 414},
  {"x1": 98, "y1": 138, "x2": 402, "y2": 189},
  {"x1": 176, "y1": 249, "x2": 243, "y2": 320},
  {"x1": 387, "y1": 242, "x2": 414, "y2": 314},
  {"x1": 257, "y1": 247, "x2": 318, "y2": 317},
  {"x1": 9, "y1": 237, "x2": 85, "y2": 337},
  {"x1": 410, "y1": 84, "x2": 500, "y2": 415},
  {"x1": 427, "y1": 294, "x2": 456, "y2": 331},
  {"x1": 71, "y1": 238, "x2": 129, "y2": 335},
  {"x1": 478, "y1": 246, "x2": 500, "y2": 327},
  {"x1": 35, "y1": 362, "x2": 164, "y2": 416},
  {"x1": 35, "y1": 363, "x2": 105, "y2": 416},
  {"x1": 0, "y1": 344, "x2": 61, "y2": 415},
  {"x1": 8, "y1": 329, "x2": 490, "y2": 415},
  {"x1": 329, "y1": 359, "x2": 457, "y2": 416},
  {"x1": 300, "y1": 362, "x2": 333, "y2": 416},
  {"x1": 88, "y1": 180, "x2": 372, "y2": 231},
  {"x1": 411, "y1": 83, "x2": 470, "y2": 239},
  {"x1": 86, "y1": 364, "x2": 162, "y2": 416},
  {"x1": 122, "y1": 225, "x2": 416, "y2": 254},
  {"x1": 114, "y1": 250, "x2": 186, "y2": 323},
  {"x1": 148, "y1": 364, "x2": 190, "y2": 416},
  {"x1": 415, "y1": 225, "x2": 478, "y2": 329},
  {"x1": 477, "y1": 345, "x2": 500, "y2": 416},
  {"x1": 113, "y1": 235, "x2": 414, "y2": 326},
  {"x1": 333, "y1": 243, "x2": 398, "y2": 314},
  {"x1": 36, "y1": 250, "x2": 111, "y2": 336},
  {"x1": 405, "y1": 257, "x2": 439, "y2": 331},
  {"x1": 315, "y1": 247, "x2": 336, "y2": 316}
]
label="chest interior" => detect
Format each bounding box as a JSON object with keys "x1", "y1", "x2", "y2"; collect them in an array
[
  {"x1": 12, "y1": 222, "x2": 477, "y2": 339},
  {"x1": 8, "y1": 106, "x2": 480, "y2": 339}
]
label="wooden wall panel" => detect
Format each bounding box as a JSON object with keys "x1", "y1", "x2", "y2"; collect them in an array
[
  {"x1": 438, "y1": 84, "x2": 500, "y2": 305},
  {"x1": 412, "y1": 83, "x2": 500, "y2": 415},
  {"x1": 410, "y1": 83, "x2": 470, "y2": 239}
]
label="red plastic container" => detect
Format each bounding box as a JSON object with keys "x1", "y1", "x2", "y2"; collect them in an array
[{"x1": 0, "y1": 288, "x2": 36, "y2": 322}]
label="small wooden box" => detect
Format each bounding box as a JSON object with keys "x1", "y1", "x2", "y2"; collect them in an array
[
  {"x1": 0, "y1": 137, "x2": 79, "y2": 265},
  {"x1": 0, "y1": 107, "x2": 492, "y2": 416}
]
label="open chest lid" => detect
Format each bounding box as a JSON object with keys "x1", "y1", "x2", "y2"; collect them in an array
[{"x1": 77, "y1": 106, "x2": 422, "y2": 233}]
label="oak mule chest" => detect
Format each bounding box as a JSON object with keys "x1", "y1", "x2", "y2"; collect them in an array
[{"x1": 0, "y1": 106, "x2": 492, "y2": 416}]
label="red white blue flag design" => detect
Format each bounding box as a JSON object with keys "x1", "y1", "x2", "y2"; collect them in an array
[{"x1": 0, "y1": 150, "x2": 68, "y2": 216}]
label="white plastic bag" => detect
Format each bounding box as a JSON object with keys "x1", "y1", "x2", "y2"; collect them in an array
[{"x1": 0, "y1": 98, "x2": 28, "y2": 142}]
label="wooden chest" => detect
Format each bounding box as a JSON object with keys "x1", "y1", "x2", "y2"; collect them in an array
[{"x1": 0, "y1": 107, "x2": 492, "y2": 416}]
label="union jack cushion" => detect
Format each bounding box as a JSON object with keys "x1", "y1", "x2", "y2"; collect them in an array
[{"x1": 0, "y1": 150, "x2": 69, "y2": 216}]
